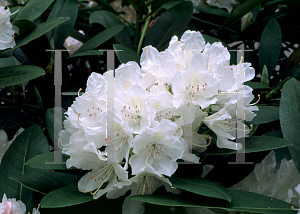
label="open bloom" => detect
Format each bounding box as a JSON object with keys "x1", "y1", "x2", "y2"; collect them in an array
[
  {"x1": 0, "y1": 6, "x2": 18, "y2": 50},
  {"x1": 106, "y1": 165, "x2": 180, "y2": 214},
  {"x1": 129, "y1": 119, "x2": 186, "y2": 176},
  {"x1": 0, "y1": 194, "x2": 40, "y2": 214}
]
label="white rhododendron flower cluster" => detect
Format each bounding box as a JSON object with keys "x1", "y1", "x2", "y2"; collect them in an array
[
  {"x1": 59, "y1": 30, "x2": 258, "y2": 214},
  {"x1": 0, "y1": 194, "x2": 40, "y2": 214},
  {"x1": 0, "y1": 6, "x2": 18, "y2": 50}
]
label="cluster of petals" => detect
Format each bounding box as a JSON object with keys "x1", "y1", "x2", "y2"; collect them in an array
[
  {"x1": 0, "y1": 6, "x2": 18, "y2": 50},
  {"x1": 59, "y1": 30, "x2": 258, "y2": 214},
  {"x1": 0, "y1": 194, "x2": 39, "y2": 214}
]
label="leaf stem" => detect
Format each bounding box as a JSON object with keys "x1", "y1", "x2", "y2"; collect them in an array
[{"x1": 137, "y1": 5, "x2": 151, "y2": 55}]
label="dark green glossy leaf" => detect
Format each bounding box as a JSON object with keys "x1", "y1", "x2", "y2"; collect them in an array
[
  {"x1": 15, "y1": 17, "x2": 70, "y2": 48},
  {"x1": 113, "y1": 44, "x2": 140, "y2": 65},
  {"x1": 244, "y1": 81, "x2": 271, "y2": 90},
  {"x1": 156, "y1": 1, "x2": 183, "y2": 11},
  {"x1": 128, "y1": 189, "x2": 298, "y2": 213},
  {"x1": 90, "y1": 10, "x2": 133, "y2": 49},
  {"x1": 259, "y1": 19, "x2": 282, "y2": 77},
  {"x1": 14, "y1": 0, "x2": 55, "y2": 21},
  {"x1": 41, "y1": 194, "x2": 124, "y2": 214},
  {"x1": 169, "y1": 177, "x2": 232, "y2": 202},
  {"x1": 203, "y1": 136, "x2": 292, "y2": 155},
  {"x1": 0, "y1": 56, "x2": 21, "y2": 68},
  {"x1": 280, "y1": 78, "x2": 300, "y2": 173},
  {"x1": 10, "y1": 171, "x2": 80, "y2": 194},
  {"x1": 74, "y1": 25, "x2": 125, "y2": 54},
  {"x1": 40, "y1": 183, "x2": 93, "y2": 208},
  {"x1": 194, "y1": 5, "x2": 231, "y2": 17},
  {"x1": 34, "y1": 86, "x2": 43, "y2": 106},
  {"x1": 251, "y1": 106, "x2": 279, "y2": 125},
  {"x1": 25, "y1": 152, "x2": 69, "y2": 170},
  {"x1": 0, "y1": 65, "x2": 45, "y2": 87},
  {"x1": 12, "y1": 19, "x2": 37, "y2": 35},
  {"x1": 0, "y1": 48, "x2": 16, "y2": 58},
  {"x1": 0, "y1": 125, "x2": 50, "y2": 213},
  {"x1": 144, "y1": 1, "x2": 193, "y2": 51},
  {"x1": 47, "y1": 0, "x2": 79, "y2": 49}
]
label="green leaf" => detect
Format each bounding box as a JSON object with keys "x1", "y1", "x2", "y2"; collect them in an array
[
  {"x1": 194, "y1": 5, "x2": 231, "y2": 17},
  {"x1": 280, "y1": 78, "x2": 300, "y2": 173},
  {"x1": 0, "y1": 48, "x2": 16, "y2": 58},
  {"x1": 259, "y1": 19, "x2": 282, "y2": 77},
  {"x1": 0, "y1": 125, "x2": 50, "y2": 213},
  {"x1": 15, "y1": 17, "x2": 70, "y2": 48},
  {"x1": 13, "y1": 0, "x2": 55, "y2": 21},
  {"x1": 261, "y1": 65, "x2": 269, "y2": 86},
  {"x1": 67, "y1": 50, "x2": 104, "y2": 59},
  {"x1": 203, "y1": 136, "x2": 292, "y2": 155},
  {"x1": 25, "y1": 152, "x2": 69, "y2": 170},
  {"x1": 90, "y1": 10, "x2": 133, "y2": 49},
  {"x1": 144, "y1": 1, "x2": 193, "y2": 51},
  {"x1": 10, "y1": 171, "x2": 80, "y2": 194},
  {"x1": 12, "y1": 19, "x2": 37, "y2": 35},
  {"x1": 47, "y1": 0, "x2": 79, "y2": 49},
  {"x1": 0, "y1": 65, "x2": 45, "y2": 87},
  {"x1": 128, "y1": 189, "x2": 298, "y2": 213},
  {"x1": 0, "y1": 56, "x2": 21, "y2": 68},
  {"x1": 113, "y1": 44, "x2": 140, "y2": 65},
  {"x1": 251, "y1": 106, "x2": 279, "y2": 125},
  {"x1": 45, "y1": 107, "x2": 67, "y2": 143},
  {"x1": 34, "y1": 86, "x2": 43, "y2": 106},
  {"x1": 218, "y1": 0, "x2": 265, "y2": 32},
  {"x1": 169, "y1": 177, "x2": 232, "y2": 202},
  {"x1": 40, "y1": 183, "x2": 93, "y2": 208},
  {"x1": 40, "y1": 194, "x2": 124, "y2": 214},
  {"x1": 74, "y1": 25, "x2": 125, "y2": 55},
  {"x1": 244, "y1": 81, "x2": 271, "y2": 90}
]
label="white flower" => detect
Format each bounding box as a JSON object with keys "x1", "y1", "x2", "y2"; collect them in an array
[
  {"x1": 78, "y1": 162, "x2": 130, "y2": 199},
  {"x1": 0, "y1": 128, "x2": 24, "y2": 164},
  {"x1": 106, "y1": 165, "x2": 180, "y2": 214},
  {"x1": 0, "y1": 6, "x2": 18, "y2": 50},
  {"x1": 129, "y1": 119, "x2": 186, "y2": 176},
  {"x1": 0, "y1": 194, "x2": 26, "y2": 214},
  {"x1": 203, "y1": 107, "x2": 245, "y2": 150},
  {"x1": 63, "y1": 30, "x2": 84, "y2": 55},
  {"x1": 232, "y1": 150, "x2": 300, "y2": 206},
  {"x1": 115, "y1": 84, "x2": 155, "y2": 134},
  {"x1": 0, "y1": 194, "x2": 40, "y2": 214}
]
